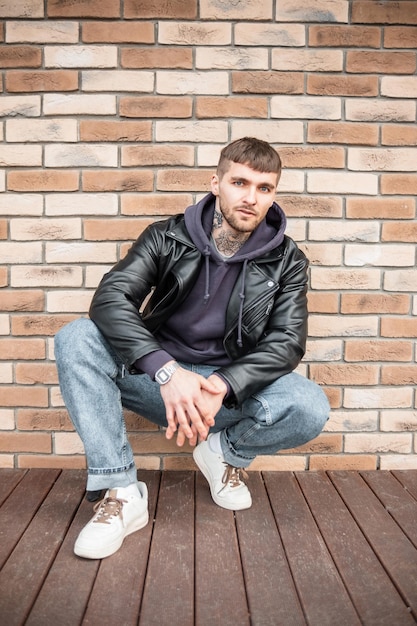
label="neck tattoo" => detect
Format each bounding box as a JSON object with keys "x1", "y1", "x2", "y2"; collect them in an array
[{"x1": 212, "y1": 209, "x2": 250, "y2": 257}]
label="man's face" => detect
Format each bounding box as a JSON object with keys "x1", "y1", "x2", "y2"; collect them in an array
[{"x1": 211, "y1": 161, "x2": 279, "y2": 234}]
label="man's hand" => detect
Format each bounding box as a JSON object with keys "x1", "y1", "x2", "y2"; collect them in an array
[{"x1": 159, "y1": 365, "x2": 227, "y2": 447}]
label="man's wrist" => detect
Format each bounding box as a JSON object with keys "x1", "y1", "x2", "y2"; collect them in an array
[{"x1": 155, "y1": 361, "x2": 179, "y2": 385}]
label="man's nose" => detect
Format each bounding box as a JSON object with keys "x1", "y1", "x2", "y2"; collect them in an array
[{"x1": 244, "y1": 186, "x2": 257, "y2": 204}]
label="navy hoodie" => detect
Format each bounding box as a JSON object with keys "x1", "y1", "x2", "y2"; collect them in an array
[{"x1": 135, "y1": 193, "x2": 287, "y2": 379}]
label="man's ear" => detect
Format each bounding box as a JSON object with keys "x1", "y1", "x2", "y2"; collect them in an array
[{"x1": 210, "y1": 174, "x2": 219, "y2": 196}]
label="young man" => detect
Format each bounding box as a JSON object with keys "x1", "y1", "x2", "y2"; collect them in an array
[{"x1": 55, "y1": 137, "x2": 329, "y2": 559}]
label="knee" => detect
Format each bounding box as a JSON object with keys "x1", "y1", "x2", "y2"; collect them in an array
[
  {"x1": 298, "y1": 386, "x2": 330, "y2": 440},
  {"x1": 55, "y1": 318, "x2": 95, "y2": 362}
]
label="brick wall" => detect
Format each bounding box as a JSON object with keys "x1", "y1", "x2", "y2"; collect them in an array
[{"x1": 1, "y1": 0, "x2": 416, "y2": 472}]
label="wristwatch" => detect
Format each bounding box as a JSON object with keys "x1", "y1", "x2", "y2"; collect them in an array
[{"x1": 155, "y1": 362, "x2": 179, "y2": 385}]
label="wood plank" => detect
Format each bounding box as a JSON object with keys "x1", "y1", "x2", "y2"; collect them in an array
[
  {"x1": 82, "y1": 471, "x2": 161, "y2": 626},
  {"x1": 0, "y1": 469, "x2": 26, "y2": 506},
  {"x1": 0, "y1": 468, "x2": 61, "y2": 569},
  {"x1": 297, "y1": 471, "x2": 415, "y2": 626},
  {"x1": 195, "y1": 472, "x2": 250, "y2": 626},
  {"x1": 24, "y1": 490, "x2": 101, "y2": 626},
  {"x1": 139, "y1": 471, "x2": 195, "y2": 626},
  {"x1": 393, "y1": 469, "x2": 417, "y2": 500},
  {"x1": 235, "y1": 472, "x2": 306, "y2": 626},
  {"x1": 362, "y1": 470, "x2": 417, "y2": 549},
  {"x1": 0, "y1": 470, "x2": 86, "y2": 626},
  {"x1": 263, "y1": 472, "x2": 361, "y2": 625},
  {"x1": 329, "y1": 470, "x2": 417, "y2": 619}
]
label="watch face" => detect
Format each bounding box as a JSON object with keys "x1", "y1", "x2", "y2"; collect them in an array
[{"x1": 156, "y1": 368, "x2": 170, "y2": 384}]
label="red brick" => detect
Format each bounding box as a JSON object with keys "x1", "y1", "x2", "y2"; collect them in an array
[
  {"x1": 8, "y1": 170, "x2": 79, "y2": 192},
  {"x1": 0, "y1": 45, "x2": 41, "y2": 68},
  {"x1": 129, "y1": 431, "x2": 194, "y2": 454},
  {"x1": 309, "y1": 25, "x2": 381, "y2": 47},
  {"x1": 48, "y1": 0, "x2": 120, "y2": 18},
  {"x1": 232, "y1": 71, "x2": 303, "y2": 94},
  {"x1": 0, "y1": 219, "x2": 7, "y2": 239},
  {"x1": 84, "y1": 218, "x2": 153, "y2": 241},
  {"x1": 11, "y1": 314, "x2": 75, "y2": 336},
  {"x1": 121, "y1": 194, "x2": 192, "y2": 216},
  {"x1": 382, "y1": 221, "x2": 417, "y2": 242},
  {"x1": 310, "y1": 364, "x2": 379, "y2": 386},
  {"x1": 82, "y1": 21, "x2": 154, "y2": 43},
  {"x1": 1, "y1": 290, "x2": 44, "y2": 311},
  {"x1": 307, "y1": 121, "x2": 378, "y2": 146},
  {"x1": 0, "y1": 268, "x2": 8, "y2": 287},
  {"x1": 381, "y1": 365, "x2": 417, "y2": 385},
  {"x1": 346, "y1": 51, "x2": 416, "y2": 74},
  {"x1": 307, "y1": 74, "x2": 378, "y2": 96},
  {"x1": 0, "y1": 22, "x2": 4, "y2": 42},
  {"x1": 309, "y1": 455, "x2": 377, "y2": 470},
  {"x1": 1, "y1": 338, "x2": 45, "y2": 360},
  {"x1": 15, "y1": 363, "x2": 58, "y2": 385},
  {"x1": 0, "y1": 387, "x2": 48, "y2": 408},
  {"x1": 157, "y1": 169, "x2": 212, "y2": 192},
  {"x1": 325, "y1": 387, "x2": 342, "y2": 409},
  {"x1": 120, "y1": 96, "x2": 192, "y2": 119},
  {"x1": 341, "y1": 293, "x2": 410, "y2": 315},
  {"x1": 6, "y1": 70, "x2": 78, "y2": 92},
  {"x1": 79, "y1": 120, "x2": 152, "y2": 142},
  {"x1": 122, "y1": 145, "x2": 193, "y2": 167},
  {"x1": 82, "y1": 170, "x2": 154, "y2": 192},
  {"x1": 345, "y1": 340, "x2": 413, "y2": 362},
  {"x1": 121, "y1": 47, "x2": 192, "y2": 69},
  {"x1": 381, "y1": 318, "x2": 417, "y2": 338},
  {"x1": 163, "y1": 456, "x2": 196, "y2": 470},
  {"x1": 279, "y1": 146, "x2": 345, "y2": 169},
  {"x1": 124, "y1": 409, "x2": 159, "y2": 431},
  {"x1": 384, "y1": 26, "x2": 417, "y2": 48},
  {"x1": 18, "y1": 455, "x2": 86, "y2": 469},
  {"x1": 196, "y1": 96, "x2": 267, "y2": 119},
  {"x1": 17, "y1": 409, "x2": 72, "y2": 430},
  {"x1": 307, "y1": 292, "x2": 339, "y2": 313},
  {"x1": 346, "y1": 197, "x2": 415, "y2": 219},
  {"x1": 124, "y1": 0, "x2": 197, "y2": 19},
  {"x1": 382, "y1": 124, "x2": 417, "y2": 146},
  {"x1": 352, "y1": 1, "x2": 417, "y2": 25},
  {"x1": 381, "y1": 175, "x2": 417, "y2": 196}
]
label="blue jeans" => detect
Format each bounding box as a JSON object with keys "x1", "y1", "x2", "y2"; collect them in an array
[{"x1": 55, "y1": 318, "x2": 329, "y2": 491}]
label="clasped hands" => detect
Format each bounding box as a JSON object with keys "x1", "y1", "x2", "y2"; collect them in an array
[{"x1": 159, "y1": 364, "x2": 227, "y2": 447}]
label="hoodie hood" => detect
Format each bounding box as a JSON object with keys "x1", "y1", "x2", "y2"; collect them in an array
[{"x1": 184, "y1": 192, "x2": 287, "y2": 347}]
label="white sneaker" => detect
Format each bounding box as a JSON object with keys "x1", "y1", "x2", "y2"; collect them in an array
[
  {"x1": 193, "y1": 436, "x2": 252, "y2": 510},
  {"x1": 74, "y1": 482, "x2": 149, "y2": 559}
]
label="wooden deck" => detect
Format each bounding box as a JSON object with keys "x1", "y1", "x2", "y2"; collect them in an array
[{"x1": 0, "y1": 469, "x2": 416, "y2": 625}]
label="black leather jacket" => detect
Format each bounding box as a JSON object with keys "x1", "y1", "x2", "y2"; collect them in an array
[{"x1": 90, "y1": 213, "x2": 309, "y2": 408}]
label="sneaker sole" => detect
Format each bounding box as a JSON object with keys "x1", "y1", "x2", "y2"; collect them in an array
[
  {"x1": 74, "y1": 510, "x2": 149, "y2": 559},
  {"x1": 193, "y1": 446, "x2": 252, "y2": 511}
]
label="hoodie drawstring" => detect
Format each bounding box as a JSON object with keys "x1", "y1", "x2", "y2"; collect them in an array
[
  {"x1": 237, "y1": 258, "x2": 248, "y2": 348},
  {"x1": 203, "y1": 245, "x2": 211, "y2": 303}
]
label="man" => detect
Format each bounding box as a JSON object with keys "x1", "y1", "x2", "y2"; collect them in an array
[{"x1": 55, "y1": 137, "x2": 329, "y2": 560}]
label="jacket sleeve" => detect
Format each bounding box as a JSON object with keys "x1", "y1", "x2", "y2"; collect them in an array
[
  {"x1": 88, "y1": 221, "x2": 168, "y2": 371},
  {"x1": 216, "y1": 242, "x2": 309, "y2": 408}
]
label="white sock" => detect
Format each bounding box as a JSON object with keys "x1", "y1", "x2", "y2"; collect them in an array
[{"x1": 208, "y1": 432, "x2": 223, "y2": 456}]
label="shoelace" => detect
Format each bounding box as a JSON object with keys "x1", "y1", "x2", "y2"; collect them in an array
[
  {"x1": 221, "y1": 464, "x2": 249, "y2": 491},
  {"x1": 92, "y1": 495, "x2": 126, "y2": 525}
]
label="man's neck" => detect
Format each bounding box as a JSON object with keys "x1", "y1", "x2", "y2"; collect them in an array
[{"x1": 211, "y1": 207, "x2": 250, "y2": 257}]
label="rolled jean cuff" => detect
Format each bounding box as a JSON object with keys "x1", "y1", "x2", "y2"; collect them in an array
[
  {"x1": 220, "y1": 431, "x2": 254, "y2": 469},
  {"x1": 86, "y1": 463, "x2": 137, "y2": 491}
]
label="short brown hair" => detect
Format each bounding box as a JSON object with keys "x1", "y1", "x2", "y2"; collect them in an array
[{"x1": 217, "y1": 137, "x2": 282, "y2": 180}]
